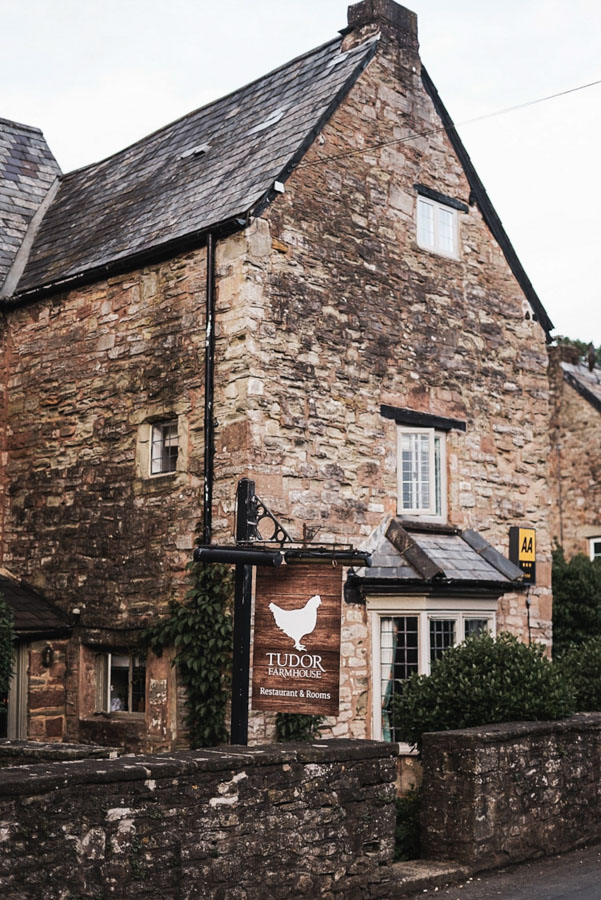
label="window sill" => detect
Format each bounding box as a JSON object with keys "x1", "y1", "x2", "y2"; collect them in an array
[{"x1": 90, "y1": 712, "x2": 145, "y2": 721}]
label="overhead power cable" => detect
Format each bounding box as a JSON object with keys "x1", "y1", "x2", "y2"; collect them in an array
[{"x1": 297, "y1": 76, "x2": 601, "y2": 169}]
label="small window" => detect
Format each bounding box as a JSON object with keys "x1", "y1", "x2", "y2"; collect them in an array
[
  {"x1": 417, "y1": 195, "x2": 458, "y2": 257},
  {"x1": 96, "y1": 653, "x2": 146, "y2": 715},
  {"x1": 590, "y1": 538, "x2": 601, "y2": 561},
  {"x1": 150, "y1": 420, "x2": 179, "y2": 475},
  {"x1": 397, "y1": 427, "x2": 446, "y2": 520}
]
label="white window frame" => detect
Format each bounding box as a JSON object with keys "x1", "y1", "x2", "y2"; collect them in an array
[
  {"x1": 589, "y1": 537, "x2": 601, "y2": 561},
  {"x1": 368, "y1": 595, "x2": 497, "y2": 747},
  {"x1": 396, "y1": 426, "x2": 447, "y2": 522},
  {"x1": 95, "y1": 652, "x2": 146, "y2": 716},
  {"x1": 149, "y1": 419, "x2": 179, "y2": 477},
  {"x1": 416, "y1": 195, "x2": 459, "y2": 258}
]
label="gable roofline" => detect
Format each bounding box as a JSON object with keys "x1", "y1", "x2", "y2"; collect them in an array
[
  {"x1": 6, "y1": 36, "x2": 378, "y2": 305},
  {"x1": 421, "y1": 66, "x2": 554, "y2": 340},
  {"x1": 54, "y1": 36, "x2": 347, "y2": 185}
]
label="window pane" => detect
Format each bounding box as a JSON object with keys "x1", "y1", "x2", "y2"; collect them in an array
[
  {"x1": 401, "y1": 432, "x2": 430, "y2": 511},
  {"x1": 417, "y1": 198, "x2": 434, "y2": 248},
  {"x1": 110, "y1": 654, "x2": 130, "y2": 712},
  {"x1": 464, "y1": 618, "x2": 489, "y2": 639},
  {"x1": 131, "y1": 658, "x2": 146, "y2": 713},
  {"x1": 434, "y1": 435, "x2": 442, "y2": 516},
  {"x1": 430, "y1": 619, "x2": 455, "y2": 664},
  {"x1": 592, "y1": 541, "x2": 601, "y2": 560},
  {"x1": 151, "y1": 421, "x2": 179, "y2": 475},
  {"x1": 381, "y1": 616, "x2": 419, "y2": 742},
  {"x1": 437, "y1": 207, "x2": 456, "y2": 254}
]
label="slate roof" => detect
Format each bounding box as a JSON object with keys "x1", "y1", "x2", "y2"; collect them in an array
[
  {"x1": 561, "y1": 361, "x2": 601, "y2": 414},
  {"x1": 350, "y1": 518, "x2": 524, "y2": 589},
  {"x1": 9, "y1": 35, "x2": 377, "y2": 299},
  {"x1": 0, "y1": 118, "x2": 60, "y2": 291},
  {"x1": 0, "y1": 570, "x2": 70, "y2": 636}
]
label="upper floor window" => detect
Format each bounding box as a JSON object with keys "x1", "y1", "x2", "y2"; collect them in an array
[
  {"x1": 397, "y1": 426, "x2": 446, "y2": 521},
  {"x1": 150, "y1": 420, "x2": 179, "y2": 475},
  {"x1": 590, "y1": 537, "x2": 601, "y2": 562},
  {"x1": 417, "y1": 195, "x2": 458, "y2": 257}
]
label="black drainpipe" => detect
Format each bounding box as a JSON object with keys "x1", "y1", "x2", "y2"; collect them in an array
[{"x1": 202, "y1": 233, "x2": 216, "y2": 546}]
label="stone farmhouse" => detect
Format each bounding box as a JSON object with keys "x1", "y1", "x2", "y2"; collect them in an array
[
  {"x1": 0, "y1": 0, "x2": 555, "y2": 750},
  {"x1": 549, "y1": 344, "x2": 601, "y2": 561}
]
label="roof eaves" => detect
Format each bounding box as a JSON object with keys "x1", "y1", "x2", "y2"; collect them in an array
[
  {"x1": 5, "y1": 210, "x2": 249, "y2": 307},
  {"x1": 421, "y1": 66, "x2": 554, "y2": 340}
]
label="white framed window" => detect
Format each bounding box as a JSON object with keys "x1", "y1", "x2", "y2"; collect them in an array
[
  {"x1": 417, "y1": 195, "x2": 458, "y2": 257},
  {"x1": 150, "y1": 420, "x2": 179, "y2": 476},
  {"x1": 96, "y1": 653, "x2": 146, "y2": 715},
  {"x1": 397, "y1": 427, "x2": 446, "y2": 521},
  {"x1": 368, "y1": 596, "x2": 497, "y2": 744},
  {"x1": 590, "y1": 537, "x2": 601, "y2": 561}
]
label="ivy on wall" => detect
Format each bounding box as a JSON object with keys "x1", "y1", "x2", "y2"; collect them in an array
[
  {"x1": 141, "y1": 562, "x2": 233, "y2": 748},
  {"x1": 275, "y1": 713, "x2": 324, "y2": 742},
  {"x1": 0, "y1": 593, "x2": 15, "y2": 715}
]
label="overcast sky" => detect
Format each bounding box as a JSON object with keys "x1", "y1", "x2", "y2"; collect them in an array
[{"x1": 3, "y1": 0, "x2": 600, "y2": 344}]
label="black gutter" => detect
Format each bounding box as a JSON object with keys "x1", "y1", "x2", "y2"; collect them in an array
[
  {"x1": 202, "y1": 233, "x2": 216, "y2": 546},
  {"x1": 344, "y1": 575, "x2": 524, "y2": 603},
  {"x1": 421, "y1": 66, "x2": 554, "y2": 340},
  {"x1": 4, "y1": 214, "x2": 248, "y2": 308}
]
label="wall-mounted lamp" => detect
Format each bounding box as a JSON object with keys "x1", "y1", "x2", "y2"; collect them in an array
[{"x1": 41, "y1": 645, "x2": 54, "y2": 668}]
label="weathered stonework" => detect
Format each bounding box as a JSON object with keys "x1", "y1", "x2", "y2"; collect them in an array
[
  {"x1": 0, "y1": 739, "x2": 397, "y2": 899},
  {"x1": 420, "y1": 714, "x2": 601, "y2": 870},
  {"x1": 548, "y1": 345, "x2": 601, "y2": 557},
  {"x1": 0, "y1": 3, "x2": 554, "y2": 750}
]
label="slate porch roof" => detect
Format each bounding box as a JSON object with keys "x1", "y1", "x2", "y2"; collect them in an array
[
  {"x1": 561, "y1": 361, "x2": 601, "y2": 414},
  {"x1": 7, "y1": 34, "x2": 377, "y2": 299},
  {"x1": 0, "y1": 569, "x2": 70, "y2": 637},
  {"x1": 0, "y1": 118, "x2": 60, "y2": 289},
  {"x1": 348, "y1": 517, "x2": 524, "y2": 594}
]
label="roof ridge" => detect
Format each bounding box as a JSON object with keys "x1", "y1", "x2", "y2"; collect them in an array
[
  {"x1": 60, "y1": 35, "x2": 344, "y2": 182},
  {"x1": 0, "y1": 116, "x2": 44, "y2": 135}
]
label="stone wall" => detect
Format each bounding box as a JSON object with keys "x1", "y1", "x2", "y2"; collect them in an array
[
  {"x1": 0, "y1": 739, "x2": 117, "y2": 768},
  {"x1": 548, "y1": 346, "x2": 601, "y2": 558},
  {"x1": 420, "y1": 713, "x2": 601, "y2": 870},
  {"x1": 0, "y1": 739, "x2": 397, "y2": 899}
]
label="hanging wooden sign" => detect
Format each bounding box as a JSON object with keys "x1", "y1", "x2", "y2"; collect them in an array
[{"x1": 251, "y1": 562, "x2": 342, "y2": 716}]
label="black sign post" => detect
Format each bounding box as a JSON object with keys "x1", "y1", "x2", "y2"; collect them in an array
[{"x1": 230, "y1": 478, "x2": 255, "y2": 745}]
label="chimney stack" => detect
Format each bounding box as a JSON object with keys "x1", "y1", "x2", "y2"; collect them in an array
[{"x1": 346, "y1": 0, "x2": 418, "y2": 54}]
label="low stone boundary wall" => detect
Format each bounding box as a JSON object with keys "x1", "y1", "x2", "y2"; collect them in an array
[
  {"x1": 0, "y1": 739, "x2": 397, "y2": 899},
  {"x1": 0, "y1": 739, "x2": 118, "y2": 768},
  {"x1": 420, "y1": 713, "x2": 601, "y2": 871}
]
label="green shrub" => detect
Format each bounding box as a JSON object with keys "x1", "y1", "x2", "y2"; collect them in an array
[
  {"x1": 392, "y1": 632, "x2": 574, "y2": 754},
  {"x1": 394, "y1": 787, "x2": 421, "y2": 861},
  {"x1": 552, "y1": 546, "x2": 601, "y2": 658},
  {"x1": 275, "y1": 713, "x2": 324, "y2": 742},
  {"x1": 557, "y1": 636, "x2": 601, "y2": 711}
]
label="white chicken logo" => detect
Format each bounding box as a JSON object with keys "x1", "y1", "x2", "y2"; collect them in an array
[{"x1": 268, "y1": 594, "x2": 322, "y2": 651}]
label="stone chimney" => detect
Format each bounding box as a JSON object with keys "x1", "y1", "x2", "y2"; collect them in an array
[{"x1": 345, "y1": 0, "x2": 419, "y2": 56}]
